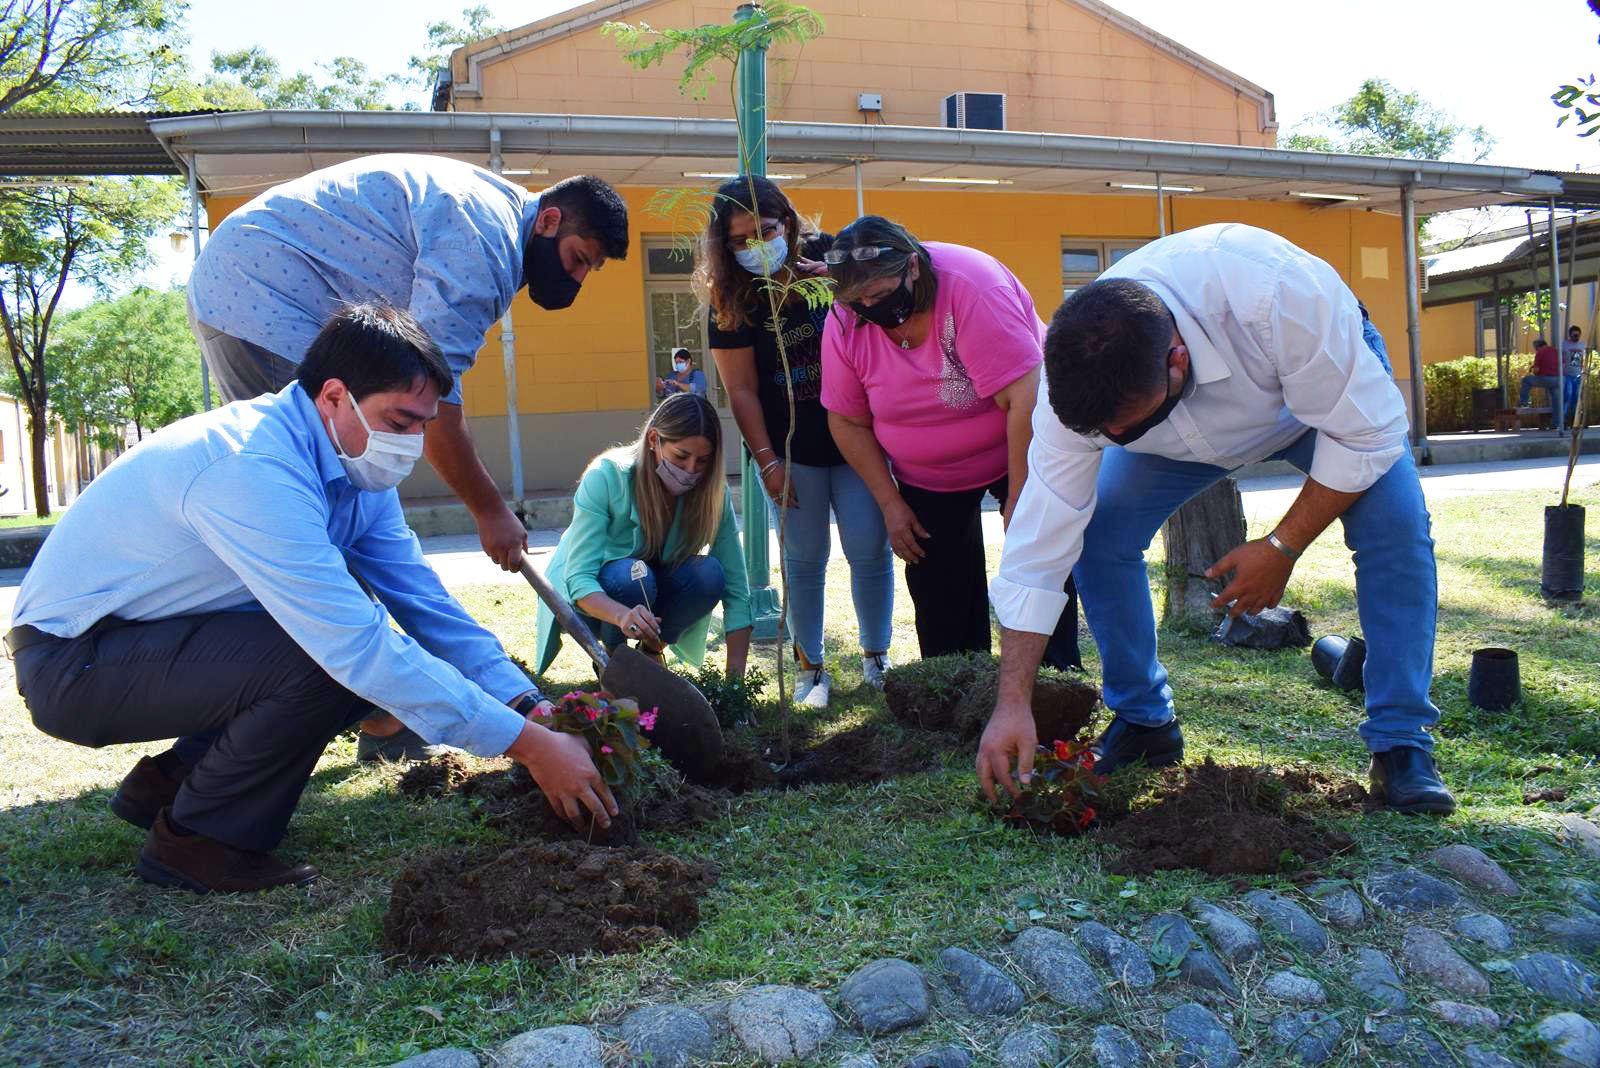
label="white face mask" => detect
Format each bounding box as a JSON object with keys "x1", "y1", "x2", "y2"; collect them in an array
[
  {"x1": 734, "y1": 233, "x2": 788, "y2": 275},
  {"x1": 327, "y1": 394, "x2": 425, "y2": 492}
]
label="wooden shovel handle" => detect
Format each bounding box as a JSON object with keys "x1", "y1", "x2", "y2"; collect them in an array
[{"x1": 518, "y1": 558, "x2": 610, "y2": 671}]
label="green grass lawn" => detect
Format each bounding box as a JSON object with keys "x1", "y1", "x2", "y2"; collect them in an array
[
  {"x1": 0, "y1": 487, "x2": 1596, "y2": 1066},
  {"x1": 0, "y1": 512, "x2": 60, "y2": 530}
]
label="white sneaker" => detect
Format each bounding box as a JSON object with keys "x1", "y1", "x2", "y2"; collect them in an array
[
  {"x1": 862, "y1": 653, "x2": 891, "y2": 691},
  {"x1": 795, "y1": 666, "x2": 831, "y2": 709}
]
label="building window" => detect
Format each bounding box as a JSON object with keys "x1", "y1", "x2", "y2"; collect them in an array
[
  {"x1": 1061, "y1": 239, "x2": 1146, "y2": 299},
  {"x1": 1476, "y1": 298, "x2": 1514, "y2": 359},
  {"x1": 642, "y1": 239, "x2": 722, "y2": 407}
]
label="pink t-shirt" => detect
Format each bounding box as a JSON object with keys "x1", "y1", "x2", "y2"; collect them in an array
[{"x1": 821, "y1": 242, "x2": 1044, "y2": 491}]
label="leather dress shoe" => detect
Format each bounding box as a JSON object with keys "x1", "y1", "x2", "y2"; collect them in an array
[
  {"x1": 1369, "y1": 746, "x2": 1456, "y2": 815},
  {"x1": 1090, "y1": 715, "x2": 1185, "y2": 775},
  {"x1": 356, "y1": 725, "x2": 452, "y2": 763},
  {"x1": 136, "y1": 809, "x2": 319, "y2": 894},
  {"x1": 110, "y1": 755, "x2": 185, "y2": 831}
]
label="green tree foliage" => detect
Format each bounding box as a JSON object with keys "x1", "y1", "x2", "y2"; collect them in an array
[
  {"x1": 394, "y1": 4, "x2": 501, "y2": 94},
  {"x1": 202, "y1": 45, "x2": 389, "y2": 110},
  {"x1": 0, "y1": 177, "x2": 184, "y2": 515},
  {"x1": 42, "y1": 287, "x2": 200, "y2": 446},
  {"x1": 1283, "y1": 78, "x2": 1493, "y2": 161},
  {"x1": 1552, "y1": 1, "x2": 1600, "y2": 138},
  {"x1": 0, "y1": 0, "x2": 187, "y2": 114}
]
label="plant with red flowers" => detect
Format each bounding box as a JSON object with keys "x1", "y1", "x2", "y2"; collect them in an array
[
  {"x1": 532, "y1": 691, "x2": 656, "y2": 788},
  {"x1": 998, "y1": 737, "x2": 1105, "y2": 837}
]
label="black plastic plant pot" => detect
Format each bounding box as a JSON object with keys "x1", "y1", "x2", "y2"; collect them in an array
[
  {"x1": 1468, "y1": 647, "x2": 1521, "y2": 711},
  {"x1": 1311, "y1": 635, "x2": 1348, "y2": 681},
  {"x1": 1332, "y1": 636, "x2": 1367, "y2": 692},
  {"x1": 1541, "y1": 504, "x2": 1586, "y2": 602}
]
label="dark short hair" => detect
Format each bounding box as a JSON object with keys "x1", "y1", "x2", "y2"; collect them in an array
[
  {"x1": 827, "y1": 215, "x2": 937, "y2": 318},
  {"x1": 1570, "y1": 326, "x2": 1582, "y2": 336},
  {"x1": 1044, "y1": 278, "x2": 1174, "y2": 435},
  {"x1": 541, "y1": 175, "x2": 630, "y2": 261},
  {"x1": 1536, "y1": 337, "x2": 1549, "y2": 347},
  {"x1": 297, "y1": 302, "x2": 453, "y2": 401}
]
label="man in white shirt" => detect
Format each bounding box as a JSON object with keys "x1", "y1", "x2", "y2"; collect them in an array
[{"x1": 977, "y1": 224, "x2": 1452, "y2": 815}]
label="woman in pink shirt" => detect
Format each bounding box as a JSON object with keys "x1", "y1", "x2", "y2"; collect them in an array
[{"x1": 822, "y1": 216, "x2": 1080, "y2": 665}]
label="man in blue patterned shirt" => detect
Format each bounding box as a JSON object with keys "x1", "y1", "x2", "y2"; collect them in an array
[{"x1": 9, "y1": 304, "x2": 618, "y2": 893}]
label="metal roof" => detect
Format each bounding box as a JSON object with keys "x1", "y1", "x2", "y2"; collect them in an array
[
  {"x1": 0, "y1": 110, "x2": 226, "y2": 176},
  {"x1": 145, "y1": 110, "x2": 1570, "y2": 215},
  {"x1": 1423, "y1": 211, "x2": 1600, "y2": 307}
]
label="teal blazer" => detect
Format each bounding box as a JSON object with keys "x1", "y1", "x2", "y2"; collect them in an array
[{"x1": 534, "y1": 453, "x2": 752, "y2": 675}]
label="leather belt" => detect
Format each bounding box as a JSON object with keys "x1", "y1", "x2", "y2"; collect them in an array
[{"x1": 3, "y1": 624, "x2": 58, "y2": 657}]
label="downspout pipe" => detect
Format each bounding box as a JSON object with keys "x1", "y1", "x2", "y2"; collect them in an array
[
  {"x1": 1401, "y1": 182, "x2": 1430, "y2": 462},
  {"x1": 489, "y1": 125, "x2": 526, "y2": 503},
  {"x1": 188, "y1": 159, "x2": 211, "y2": 411}
]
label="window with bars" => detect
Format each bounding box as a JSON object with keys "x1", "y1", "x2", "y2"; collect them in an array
[
  {"x1": 642, "y1": 240, "x2": 723, "y2": 407},
  {"x1": 1061, "y1": 239, "x2": 1146, "y2": 299}
]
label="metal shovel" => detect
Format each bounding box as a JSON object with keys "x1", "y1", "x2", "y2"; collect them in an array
[{"x1": 518, "y1": 558, "x2": 724, "y2": 782}]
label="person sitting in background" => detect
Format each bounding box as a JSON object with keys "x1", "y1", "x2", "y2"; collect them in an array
[
  {"x1": 8, "y1": 304, "x2": 615, "y2": 894},
  {"x1": 1562, "y1": 325, "x2": 1588, "y2": 427},
  {"x1": 1520, "y1": 337, "x2": 1567, "y2": 434},
  {"x1": 535, "y1": 392, "x2": 751, "y2": 681},
  {"x1": 657, "y1": 348, "x2": 708, "y2": 398}
]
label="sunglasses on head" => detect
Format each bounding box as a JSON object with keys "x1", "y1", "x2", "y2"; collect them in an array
[{"x1": 823, "y1": 245, "x2": 899, "y2": 266}]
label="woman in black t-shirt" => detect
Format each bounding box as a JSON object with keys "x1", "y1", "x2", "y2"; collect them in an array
[{"x1": 697, "y1": 176, "x2": 894, "y2": 709}]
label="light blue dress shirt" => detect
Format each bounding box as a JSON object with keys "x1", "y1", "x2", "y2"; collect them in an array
[
  {"x1": 188, "y1": 154, "x2": 539, "y2": 404},
  {"x1": 12, "y1": 384, "x2": 532, "y2": 757}
]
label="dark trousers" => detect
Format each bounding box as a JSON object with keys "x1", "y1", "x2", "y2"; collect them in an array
[
  {"x1": 898, "y1": 476, "x2": 1081, "y2": 668},
  {"x1": 16, "y1": 611, "x2": 371, "y2": 851},
  {"x1": 187, "y1": 295, "x2": 295, "y2": 404}
]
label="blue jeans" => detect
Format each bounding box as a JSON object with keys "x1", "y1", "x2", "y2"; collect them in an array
[
  {"x1": 586, "y1": 555, "x2": 725, "y2": 651},
  {"x1": 765, "y1": 461, "x2": 894, "y2": 663},
  {"x1": 1519, "y1": 375, "x2": 1566, "y2": 430},
  {"x1": 1073, "y1": 318, "x2": 1441, "y2": 753},
  {"x1": 1565, "y1": 375, "x2": 1582, "y2": 427}
]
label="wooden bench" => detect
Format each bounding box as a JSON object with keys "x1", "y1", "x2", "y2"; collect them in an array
[{"x1": 1496, "y1": 406, "x2": 1552, "y2": 431}]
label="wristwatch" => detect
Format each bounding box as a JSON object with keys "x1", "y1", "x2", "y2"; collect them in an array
[
  {"x1": 1265, "y1": 531, "x2": 1302, "y2": 562},
  {"x1": 511, "y1": 691, "x2": 545, "y2": 716}
]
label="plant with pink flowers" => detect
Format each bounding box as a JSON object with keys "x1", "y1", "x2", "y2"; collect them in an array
[{"x1": 531, "y1": 691, "x2": 655, "y2": 787}]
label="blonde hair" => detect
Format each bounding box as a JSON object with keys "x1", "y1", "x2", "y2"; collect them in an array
[{"x1": 619, "y1": 393, "x2": 726, "y2": 567}]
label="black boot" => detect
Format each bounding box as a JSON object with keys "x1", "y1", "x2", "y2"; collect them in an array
[
  {"x1": 1369, "y1": 746, "x2": 1456, "y2": 815},
  {"x1": 1090, "y1": 715, "x2": 1184, "y2": 775}
]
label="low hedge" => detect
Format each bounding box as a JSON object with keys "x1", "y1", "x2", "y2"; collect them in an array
[{"x1": 1422, "y1": 353, "x2": 1598, "y2": 432}]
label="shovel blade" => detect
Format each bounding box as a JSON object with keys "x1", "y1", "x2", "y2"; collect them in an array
[{"x1": 602, "y1": 647, "x2": 723, "y2": 782}]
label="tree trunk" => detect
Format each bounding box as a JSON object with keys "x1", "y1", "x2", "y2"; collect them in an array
[
  {"x1": 1162, "y1": 478, "x2": 1245, "y2": 627},
  {"x1": 28, "y1": 410, "x2": 49, "y2": 519}
]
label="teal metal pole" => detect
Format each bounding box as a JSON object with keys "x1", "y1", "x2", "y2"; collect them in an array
[{"x1": 733, "y1": 2, "x2": 782, "y2": 640}]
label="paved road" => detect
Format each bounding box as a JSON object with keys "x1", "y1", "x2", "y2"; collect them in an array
[{"x1": 2, "y1": 453, "x2": 1595, "y2": 627}]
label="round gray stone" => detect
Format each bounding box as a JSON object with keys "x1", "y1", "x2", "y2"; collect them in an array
[
  {"x1": 1401, "y1": 926, "x2": 1490, "y2": 998},
  {"x1": 836, "y1": 1055, "x2": 879, "y2": 1068},
  {"x1": 938, "y1": 947, "x2": 1023, "y2": 1016},
  {"x1": 1350, "y1": 948, "x2": 1408, "y2": 1012},
  {"x1": 1243, "y1": 890, "x2": 1329, "y2": 955},
  {"x1": 387, "y1": 1051, "x2": 479, "y2": 1068},
  {"x1": 1546, "y1": 914, "x2": 1600, "y2": 957},
  {"x1": 1188, "y1": 899, "x2": 1263, "y2": 964},
  {"x1": 620, "y1": 1005, "x2": 714, "y2": 1067},
  {"x1": 1428, "y1": 844, "x2": 1521, "y2": 897},
  {"x1": 1076, "y1": 921, "x2": 1156, "y2": 989},
  {"x1": 1308, "y1": 882, "x2": 1367, "y2": 931},
  {"x1": 1144, "y1": 912, "x2": 1238, "y2": 998},
  {"x1": 1268, "y1": 1011, "x2": 1343, "y2": 1065},
  {"x1": 1505, "y1": 953, "x2": 1600, "y2": 1007},
  {"x1": 1163, "y1": 1002, "x2": 1240, "y2": 1068},
  {"x1": 1263, "y1": 969, "x2": 1327, "y2": 1005},
  {"x1": 838, "y1": 958, "x2": 929, "y2": 1035},
  {"x1": 497, "y1": 1025, "x2": 603, "y2": 1068},
  {"x1": 1558, "y1": 814, "x2": 1600, "y2": 859},
  {"x1": 1461, "y1": 1045, "x2": 1520, "y2": 1068},
  {"x1": 1011, "y1": 926, "x2": 1107, "y2": 1012},
  {"x1": 1368, "y1": 1017, "x2": 1456, "y2": 1067},
  {"x1": 1561, "y1": 879, "x2": 1600, "y2": 915},
  {"x1": 1453, "y1": 913, "x2": 1513, "y2": 952},
  {"x1": 1365, "y1": 869, "x2": 1462, "y2": 913},
  {"x1": 1536, "y1": 1012, "x2": 1600, "y2": 1068},
  {"x1": 905, "y1": 1046, "x2": 971, "y2": 1068},
  {"x1": 1090, "y1": 1025, "x2": 1146, "y2": 1068},
  {"x1": 1429, "y1": 1000, "x2": 1500, "y2": 1031},
  {"x1": 997, "y1": 1025, "x2": 1060, "y2": 1068},
  {"x1": 729, "y1": 986, "x2": 837, "y2": 1063}
]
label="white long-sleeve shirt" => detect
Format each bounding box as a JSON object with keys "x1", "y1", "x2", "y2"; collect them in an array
[{"x1": 991, "y1": 223, "x2": 1410, "y2": 636}]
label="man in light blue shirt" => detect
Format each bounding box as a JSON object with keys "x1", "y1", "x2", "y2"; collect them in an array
[{"x1": 9, "y1": 304, "x2": 618, "y2": 894}]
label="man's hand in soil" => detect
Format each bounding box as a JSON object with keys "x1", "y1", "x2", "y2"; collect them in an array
[
  {"x1": 1205, "y1": 538, "x2": 1295, "y2": 618},
  {"x1": 506, "y1": 717, "x2": 618, "y2": 830},
  {"x1": 477, "y1": 502, "x2": 530, "y2": 572},
  {"x1": 977, "y1": 627, "x2": 1051, "y2": 803}
]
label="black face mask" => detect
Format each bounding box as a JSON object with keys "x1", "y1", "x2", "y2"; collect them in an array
[
  {"x1": 850, "y1": 273, "x2": 916, "y2": 329},
  {"x1": 523, "y1": 234, "x2": 581, "y2": 311},
  {"x1": 1103, "y1": 360, "x2": 1191, "y2": 446}
]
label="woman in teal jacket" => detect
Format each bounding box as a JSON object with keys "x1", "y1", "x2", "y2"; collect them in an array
[{"x1": 536, "y1": 392, "x2": 752, "y2": 678}]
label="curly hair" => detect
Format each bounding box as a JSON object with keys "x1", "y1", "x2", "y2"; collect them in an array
[{"x1": 1043, "y1": 279, "x2": 1174, "y2": 435}]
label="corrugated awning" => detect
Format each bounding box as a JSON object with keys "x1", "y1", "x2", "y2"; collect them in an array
[{"x1": 0, "y1": 111, "x2": 229, "y2": 176}]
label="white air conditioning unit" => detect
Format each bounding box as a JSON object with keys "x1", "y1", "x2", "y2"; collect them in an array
[{"x1": 942, "y1": 92, "x2": 1006, "y2": 131}]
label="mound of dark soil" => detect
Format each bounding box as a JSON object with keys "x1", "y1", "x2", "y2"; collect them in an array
[
  {"x1": 397, "y1": 752, "x2": 477, "y2": 799},
  {"x1": 705, "y1": 721, "x2": 960, "y2": 791},
  {"x1": 1096, "y1": 758, "x2": 1364, "y2": 877},
  {"x1": 883, "y1": 652, "x2": 1098, "y2": 745},
  {"x1": 383, "y1": 840, "x2": 717, "y2": 963}
]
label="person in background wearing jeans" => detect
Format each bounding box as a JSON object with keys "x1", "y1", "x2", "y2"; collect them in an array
[
  {"x1": 1520, "y1": 337, "x2": 1567, "y2": 435},
  {"x1": 8, "y1": 305, "x2": 615, "y2": 894},
  {"x1": 535, "y1": 393, "x2": 751, "y2": 682},
  {"x1": 657, "y1": 348, "x2": 708, "y2": 398},
  {"x1": 977, "y1": 224, "x2": 1453, "y2": 817},
  {"x1": 700, "y1": 177, "x2": 894, "y2": 708},
  {"x1": 1561, "y1": 325, "x2": 1587, "y2": 428},
  {"x1": 822, "y1": 216, "x2": 1081, "y2": 669}
]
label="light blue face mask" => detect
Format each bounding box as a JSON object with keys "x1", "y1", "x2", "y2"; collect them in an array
[{"x1": 734, "y1": 234, "x2": 788, "y2": 275}]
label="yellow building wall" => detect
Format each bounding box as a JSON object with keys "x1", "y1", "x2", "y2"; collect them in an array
[
  {"x1": 1421, "y1": 303, "x2": 1477, "y2": 365},
  {"x1": 453, "y1": 0, "x2": 1272, "y2": 146}
]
